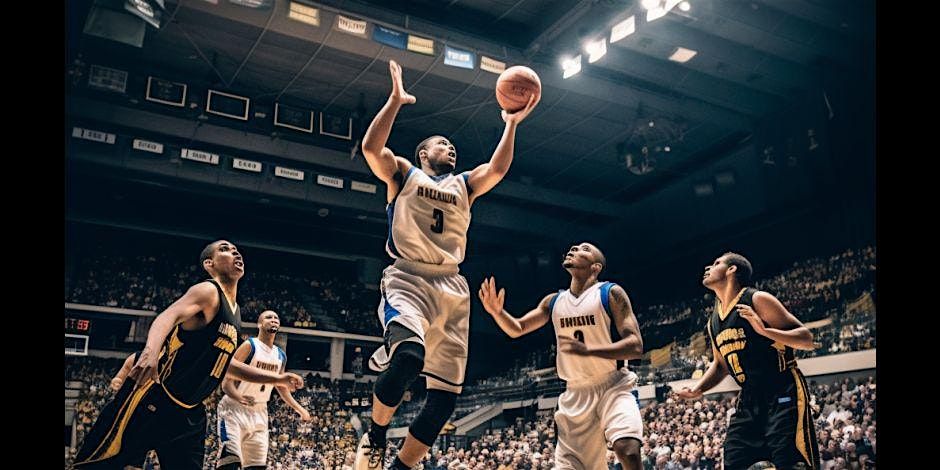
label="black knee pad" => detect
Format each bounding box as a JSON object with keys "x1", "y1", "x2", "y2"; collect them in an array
[
  {"x1": 409, "y1": 389, "x2": 457, "y2": 447},
  {"x1": 373, "y1": 341, "x2": 425, "y2": 407}
]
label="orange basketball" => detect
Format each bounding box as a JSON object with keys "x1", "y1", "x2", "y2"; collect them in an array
[{"x1": 495, "y1": 66, "x2": 541, "y2": 113}]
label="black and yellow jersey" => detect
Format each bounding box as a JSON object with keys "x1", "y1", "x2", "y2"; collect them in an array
[
  {"x1": 158, "y1": 279, "x2": 241, "y2": 407},
  {"x1": 707, "y1": 287, "x2": 796, "y2": 389}
]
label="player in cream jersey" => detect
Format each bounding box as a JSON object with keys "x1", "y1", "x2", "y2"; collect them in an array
[
  {"x1": 354, "y1": 59, "x2": 539, "y2": 470},
  {"x1": 385, "y1": 167, "x2": 471, "y2": 266},
  {"x1": 216, "y1": 311, "x2": 310, "y2": 469},
  {"x1": 479, "y1": 242, "x2": 646, "y2": 470}
]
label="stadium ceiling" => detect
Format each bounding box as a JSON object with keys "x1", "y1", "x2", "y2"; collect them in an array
[{"x1": 68, "y1": 0, "x2": 870, "y2": 250}]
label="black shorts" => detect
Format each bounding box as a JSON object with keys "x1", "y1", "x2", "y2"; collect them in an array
[
  {"x1": 73, "y1": 379, "x2": 208, "y2": 470},
  {"x1": 723, "y1": 369, "x2": 819, "y2": 470}
]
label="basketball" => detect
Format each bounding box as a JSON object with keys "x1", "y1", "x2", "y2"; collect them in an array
[{"x1": 495, "y1": 66, "x2": 541, "y2": 113}]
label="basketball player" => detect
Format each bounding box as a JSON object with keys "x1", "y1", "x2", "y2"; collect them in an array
[
  {"x1": 677, "y1": 252, "x2": 819, "y2": 470},
  {"x1": 478, "y1": 242, "x2": 644, "y2": 470},
  {"x1": 353, "y1": 59, "x2": 539, "y2": 470},
  {"x1": 216, "y1": 310, "x2": 312, "y2": 470},
  {"x1": 74, "y1": 240, "x2": 304, "y2": 469}
]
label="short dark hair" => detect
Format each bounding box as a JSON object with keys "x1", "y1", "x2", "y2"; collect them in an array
[
  {"x1": 414, "y1": 135, "x2": 440, "y2": 166},
  {"x1": 722, "y1": 252, "x2": 753, "y2": 285},
  {"x1": 200, "y1": 241, "x2": 218, "y2": 264}
]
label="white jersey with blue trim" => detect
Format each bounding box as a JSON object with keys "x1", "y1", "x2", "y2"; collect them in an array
[
  {"x1": 386, "y1": 167, "x2": 471, "y2": 266},
  {"x1": 235, "y1": 337, "x2": 285, "y2": 408},
  {"x1": 551, "y1": 281, "x2": 621, "y2": 383}
]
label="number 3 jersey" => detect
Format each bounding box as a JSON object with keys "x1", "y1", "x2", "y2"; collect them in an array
[
  {"x1": 551, "y1": 281, "x2": 622, "y2": 384},
  {"x1": 386, "y1": 167, "x2": 471, "y2": 266}
]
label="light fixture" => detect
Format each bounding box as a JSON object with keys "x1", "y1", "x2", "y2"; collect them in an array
[
  {"x1": 562, "y1": 55, "x2": 582, "y2": 78},
  {"x1": 610, "y1": 16, "x2": 636, "y2": 43},
  {"x1": 585, "y1": 38, "x2": 607, "y2": 63},
  {"x1": 669, "y1": 47, "x2": 698, "y2": 63}
]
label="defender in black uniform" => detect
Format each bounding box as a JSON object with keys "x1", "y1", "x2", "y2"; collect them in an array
[
  {"x1": 678, "y1": 252, "x2": 819, "y2": 470},
  {"x1": 74, "y1": 240, "x2": 304, "y2": 470}
]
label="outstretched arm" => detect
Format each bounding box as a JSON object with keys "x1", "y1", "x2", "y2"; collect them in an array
[
  {"x1": 361, "y1": 60, "x2": 415, "y2": 201},
  {"x1": 478, "y1": 276, "x2": 552, "y2": 338},
  {"x1": 464, "y1": 94, "x2": 540, "y2": 204}
]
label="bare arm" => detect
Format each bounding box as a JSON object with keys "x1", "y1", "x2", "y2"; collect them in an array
[
  {"x1": 225, "y1": 360, "x2": 303, "y2": 388},
  {"x1": 738, "y1": 291, "x2": 816, "y2": 350},
  {"x1": 465, "y1": 94, "x2": 540, "y2": 204},
  {"x1": 221, "y1": 341, "x2": 255, "y2": 406},
  {"x1": 129, "y1": 281, "x2": 218, "y2": 384},
  {"x1": 361, "y1": 60, "x2": 415, "y2": 200},
  {"x1": 478, "y1": 276, "x2": 552, "y2": 339},
  {"x1": 276, "y1": 382, "x2": 311, "y2": 421},
  {"x1": 558, "y1": 285, "x2": 643, "y2": 360},
  {"x1": 110, "y1": 353, "x2": 136, "y2": 391},
  {"x1": 678, "y1": 326, "x2": 730, "y2": 399}
]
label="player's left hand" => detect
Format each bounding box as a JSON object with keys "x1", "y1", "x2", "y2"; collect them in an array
[
  {"x1": 736, "y1": 304, "x2": 766, "y2": 335},
  {"x1": 558, "y1": 336, "x2": 589, "y2": 356},
  {"x1": 298, "y1": 409, "x2": 312, "y2": 421}
]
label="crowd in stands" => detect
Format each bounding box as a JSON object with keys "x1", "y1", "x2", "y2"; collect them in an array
[
  {"x1": 66, "y1": 248, "x2": 383, "y2": 336},
  {"x1": 66, "y1": 352, "x2": 875, "y2": 470},
  {"x1": 66, "y1": 235, "x2": 874, "y2": 350}
]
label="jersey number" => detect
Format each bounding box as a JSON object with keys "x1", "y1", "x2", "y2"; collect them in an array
[
  {"x1": 574, "y1": 330, "x2": 585, "y2": 343},
  {"x1": 210, "y1": 352, "x2": 229, "y2": 379},
  {"x1": 431, "y1": 208, "x2": 444, "y2": 234},
  {"x1": 727, "y1": 352, "x2": 744, "y2": 377}
]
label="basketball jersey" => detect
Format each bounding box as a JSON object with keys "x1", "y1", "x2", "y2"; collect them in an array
[
  {"x1": 386, "y1": 167, "x2": 471, "y2": 266},
  {"x1": 234, "y1": 337, "x2": 286, "y2": 408},
  {"x1": 158, "y1": 279, "x2": 241, "y2": 408},
  {"x1": 706, "y1": 287, "x2": 797, "y2": 389},
  {"x1": 551, "y1": 281, "x2": 622, "y2": 383}
]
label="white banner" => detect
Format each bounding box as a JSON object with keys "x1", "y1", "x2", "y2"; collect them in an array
[
  {"x1": 480, "y1": 56, "x2": 506, "y2": 74},
  {"x1": 317, "y1": 174, "x2": 344, "y2": 189},
  {"x1": 350, "y1": 181, "x2": 377, "y2": 194},
  {"x1": 288, "y1": 2, "x2": 319, "y2": 26},
  {"x1": 181, "y1": 148, "x2": 220, "y2": 165},
  {"x1": 132, "y1": 139, "x2": 163, "y2": 154},
  {"x1": 407, "y1": 35, "x2": 434, "y2": 55},
  {"x1": 233, "y1": 158, "x2": 262, "y2": 173},
  {"x1": 275, "y1": 166, "x2": 305, "y2": 181},
  {"x1": 336, "y1": 15, "x2": 367, "y2": 37},
  {"x1": 72, "y1": 127, "x2": 116, "y2": 144}
]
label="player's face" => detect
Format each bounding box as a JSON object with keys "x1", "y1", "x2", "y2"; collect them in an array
[
  {"x1": 423, "y1": 136, "x2": 457, "y2": 173},
  {"x1": 562, "y1": 242, "x2": 599, "y2": 270},
  {"x1": 212, "y1": 241, "x2": 245, "y2": 279},
  {"x1": 702, "y1": 256, "x2": 729, "y2": 286},
  {"x1": 261, "y1": 312, "x2": 280, "y2": 333}
]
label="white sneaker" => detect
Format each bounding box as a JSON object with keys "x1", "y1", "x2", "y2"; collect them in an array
[{"x1": 353, "y1": 432, "x2": 385, "y2": 470}]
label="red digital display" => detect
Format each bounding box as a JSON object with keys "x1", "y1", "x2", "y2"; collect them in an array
[{"x1": 65, "y1": 317, "x2": 92, "y2": 332}]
